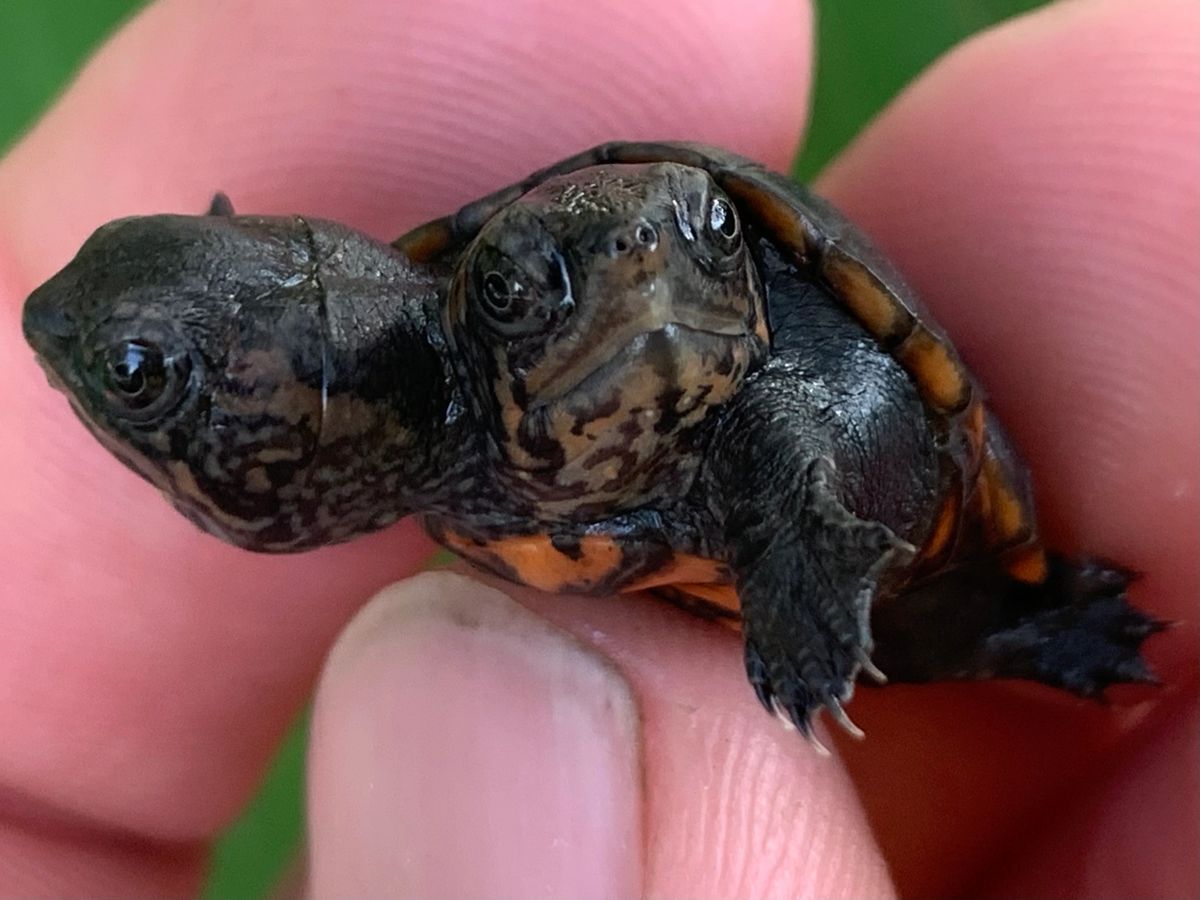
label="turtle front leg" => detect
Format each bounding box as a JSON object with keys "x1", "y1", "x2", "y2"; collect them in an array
[
  {"x1": 727, "y1": 456, "x2": 913, "y2": 742},
  {"x1": 703, "y1": 357, "x2": 927, "y2": 742}
]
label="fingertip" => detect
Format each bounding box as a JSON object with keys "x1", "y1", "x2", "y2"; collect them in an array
[
  {"x1": 499, "y1": 582, "x2": 895, "y2": 899},
  {"x1": 307, "y1": 571, "x2": 895, "y2": 900},
  {"x1": 307, "y1": 571, "x2": 643, "y2": 899}
]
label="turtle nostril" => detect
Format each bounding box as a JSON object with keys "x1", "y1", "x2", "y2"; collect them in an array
[{"x1": 608, "y1": 220, "x2": 659, "y2": 257}]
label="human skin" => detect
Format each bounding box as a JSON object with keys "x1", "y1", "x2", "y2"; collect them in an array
[{"x1": 0, "y1": 0, "x2": 1196, "y2": 896}]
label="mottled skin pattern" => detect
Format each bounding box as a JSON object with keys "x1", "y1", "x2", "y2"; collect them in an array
[
  {"x1": 23, "y1": 142, "x2": 1162, "y2": 739},
  {"x1": 445, "y1": 164, "x2": 768, "y2": 521},
  {"x1": 25, "y1": 213, "x2": 463, "y2": 549}
]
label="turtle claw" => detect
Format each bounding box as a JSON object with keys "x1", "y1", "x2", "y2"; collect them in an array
[
  {"x1": 826, "y1": 696, "x2": 865, "y2": 740},
  {"x1": 856, "y1": 647, "x2": 888, "y2": 684},
  {"x1": 806, "y1": 730, "x2": 832, "y2": 758},
  {"x1": 772, "y1": 698, "x2": 832, "y2": 755},
  {"x1": 745, "y1": 638, "x2": 869, "y2": 750},
  {"x1": 767, "y1": 692, "x2": 861, "y2": 751},
  {"x1": 1114, "y1": 656, "x2": 1160, "y2": 687},
  {"x1": 769, "y1": 697, "x2": 797, "y2": 732}
]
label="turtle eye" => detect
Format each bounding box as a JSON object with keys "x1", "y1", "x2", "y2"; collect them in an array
[
  {"x1": 707, "y1": 196, "x2": 741, "y2": 252},
  {"x1": 482, "y1": 270, "x2": 519, "y2": 318},
  {"x1": 100, "y1": 339, "x2": 191, "y2": 421},
  {"x1": 470, "y1": 245, "x2": 573, "y2": 338}
]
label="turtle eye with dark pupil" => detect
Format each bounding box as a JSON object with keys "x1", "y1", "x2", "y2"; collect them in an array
[
  {"x1": 111, "y1": 358, "x2": 147, "y2": 394},
  {"x1": 482, "y1": 270, "x2": 516, "y2": 314},
  {"x1": 97, "y1": 339, "x2": 192, "y2": 421},
  {"x1": 105, "y1": 341, "x2": 166, "y2": 406}
]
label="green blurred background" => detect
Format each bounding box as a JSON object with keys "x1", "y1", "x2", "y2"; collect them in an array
[{"x1": 1, "y1": 0, "x2": 1046, "y2": 896}]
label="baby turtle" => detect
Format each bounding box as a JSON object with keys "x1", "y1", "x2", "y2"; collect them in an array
[{"x1": 23, "y1": 142, "x2": 1161, "y2": 741}]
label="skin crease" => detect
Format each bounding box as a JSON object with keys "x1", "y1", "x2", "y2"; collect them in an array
[{"x1": 0, "y1": 1, "x2": 1195, "y2": 898}]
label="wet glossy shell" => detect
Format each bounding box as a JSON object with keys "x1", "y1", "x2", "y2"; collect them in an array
[{"x1": 396, "y1": 142, "x2": 1042, "y2": 583}]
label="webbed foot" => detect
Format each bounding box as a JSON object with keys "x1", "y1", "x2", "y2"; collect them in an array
[
  {"x1": 982, "y1": 560, "x2": 1166, "y2": 697},
  {"x1": 872, "y1": 556, "x2": 1166, "y2": 697}
]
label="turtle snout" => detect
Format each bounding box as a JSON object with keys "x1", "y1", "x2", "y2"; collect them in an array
[
  {"x1": 605, "y1": 219, "x2": 659, "y2": 257},
  {"x1": 22, "y1": 278, "x2": 78, "y2": 364}
]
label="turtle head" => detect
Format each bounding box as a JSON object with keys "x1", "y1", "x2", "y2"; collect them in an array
[
  {"x1": 448, "y1": 162, "x2": 769, "y2": 513},
  {"x1": 24, "y1": 212, "x2": 449, "y2": 550}
]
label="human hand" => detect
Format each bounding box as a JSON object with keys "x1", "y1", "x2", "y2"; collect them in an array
[{"x1": 1, "y1": 0, "x2": 1195, "y2": 897}]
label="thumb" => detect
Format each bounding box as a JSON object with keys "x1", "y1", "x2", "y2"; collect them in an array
[{"x1": 306, "y1": 572, "x2": 643, "y2": 898}]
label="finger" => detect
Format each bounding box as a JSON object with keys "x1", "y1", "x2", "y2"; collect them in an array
[
  {"x1": 0, "y1": 0, "x2": 812, "y2": 882},
  {"x1": 977, "y1": 689, "x2": 1199, "y2": 899},
  {"x1": 309, "y1": 572, "x2": 894, "y2": 899},
  {"x1": 0, "y1": 0, "x2": 809, "y2": 287},
  {"x1": 0, "y1": 821, "x2": 199, "y2": 900},
  {"x1": 813, "y1": 0, "x2": 1198, "y2": 894},
  {"x1": 308, "y1": 573, "x2": 644, "y2": 899}
]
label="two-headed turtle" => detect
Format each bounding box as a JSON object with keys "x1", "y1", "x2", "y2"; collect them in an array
[{"x1": 22, "y1": 142, "x2": 1161, "y2": 741}]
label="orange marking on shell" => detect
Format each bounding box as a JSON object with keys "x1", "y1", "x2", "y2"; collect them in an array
[
  {"x1": 667, "y1": 582, "x2": 741, "y2": 616},
  {"x1": 442, "y1": 532, "x2": 625, "y2": 593},
  {"x1": 625, "y1": 553, "x2": 729, "y2": 592},
  {"x1": 438, "y1": 529, "x2": 482, "y2": 559},
  {"x1": 974, "y1": 470, "x2": 993, "y2": 523},
  {"x1": 967, "y1": 401, "x2": 987, "y2": 459},
  {"x1": 445, "y1": 531, "x2": 744, "y2": 626},
  {"x1": 822, "y1": 254, "x2": 908, "y2": 342},
  {"x1": 393, "y1": 218, "x2": 455, "y2": 262},
  {"x1": 981, "y1": 457, "x2": 1031, "y2": 545},
  {"x1": 1006, "y1": 547, "x2": 1049, "y2": 585},
  {"x1": 722, "y1": 174, "x2": 815, "y2": 259},
  {"x1": 627, "y1": 555, "x2": 740, "y2": 628},
  {"x1": 920, "y1": 491, "x2": 960, "y2": 563},
  {"x1": 895, "y1": 325, "x2": 971, "y2": 414},
  {"x1": 992, "y1": 481, "x2": 1027, "y2": 542}
]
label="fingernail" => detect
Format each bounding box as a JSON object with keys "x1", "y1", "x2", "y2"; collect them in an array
[{"x1": 307, "y1": 572, "x2": 643, "y2": 899}]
